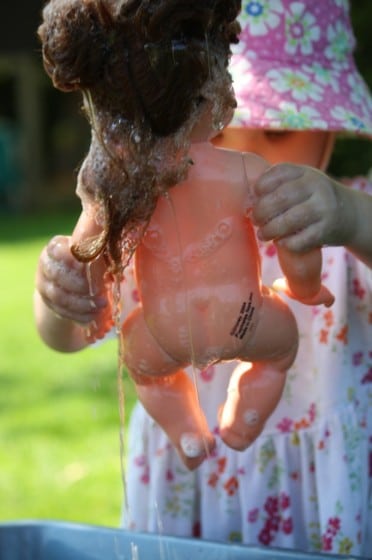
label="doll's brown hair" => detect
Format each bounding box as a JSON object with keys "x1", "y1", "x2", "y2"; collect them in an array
[{"x1": 38, "y1": 0, "x2": 241, "y2": 269}]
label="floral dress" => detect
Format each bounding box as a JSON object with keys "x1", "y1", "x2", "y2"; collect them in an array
[{"x1": 122, "y1": 177, "x2": 372, "y2": 556}]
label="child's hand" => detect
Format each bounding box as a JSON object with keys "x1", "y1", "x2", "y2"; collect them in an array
[
  {"x1": 252, "y1": 163, "x2": 354, "y2": 252},
  {"x1": 35, "y1": 234, "x2": 108, "y2": 326}
]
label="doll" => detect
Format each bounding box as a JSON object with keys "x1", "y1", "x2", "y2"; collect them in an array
[{"x1": 38, "y1": 0, "x2": 334, "y2": 469}]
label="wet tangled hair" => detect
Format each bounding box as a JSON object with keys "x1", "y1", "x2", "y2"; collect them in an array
[{"x1": 38, "y1": 0, "x2": 241, "y2": 270}]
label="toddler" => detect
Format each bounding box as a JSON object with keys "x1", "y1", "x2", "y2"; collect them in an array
[
  {"x1": 34, "y1": 0, "x2": 372, "y2": 555},
  {"x1": 124, "y1": 0, "x2": 372, "y2": 555}
]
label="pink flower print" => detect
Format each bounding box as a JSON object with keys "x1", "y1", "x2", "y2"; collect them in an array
[
  {"x1": 322, "y1": 534, "x2": 333, "y2": 551},
  {"x1": 352, "y1": 278, "x2": 366, "y2": 299},
  {"x1": 134, "y1": 454, "x2": 150, "y2": 483},
  {"x1": 352, "y1": 351, "x2": 363, "y2": 366},
  {"x1": 131, "y1": 288, "x2": 140, "y2": 303},
  {"x1": 165, "y1": 469, "x2": 174, "y2": 482},
  {"x1": 247, "y1": 507, "x2": 259, "y2": 523},
  {"x1": 362, "y1": 367, "x2": 372, "y2": 384},
  {"x1": 308, "y1": 402, "x2": 316, "y2": 423},
  {"x1": 264, "y1": 243, "x2": 277, "y2": 257},
  {"x1": 134, "y1": 454, "x2": 146, "y2": 467},
  {"x1": 209, "y1": 444, "x2": 219, "y2": 458},
  {"x1": 281, "y1": 517, "x2": 293, "y2": 535},
  {"x1": 264, "y1": 496, "x2": 279, "y2": 516},
  {"x1": 258, "y1": 527, "x2": 273, "y2": 546},
  {"x1": 192, "y1": 521, "x2": 201, "y2": 537},
  {"x1": 200, "y1": 364, "x2": 215, "y2": 382},
  {"x1": 276, "y1": 417, "x2": 293, "y2": 433},
  {"x1": 312, "y1": 306, "x2": 321, "y2": 317},
  {"x1": 267, "y1": 515, "x2": 280, "y2": 533},
  {"x1": 327, "y1": 517, "x2": 341, "y2": 536},
  {"x1": 279, "y1": 492, "x2": 291, "y2": 510},
  {"x1": 140, "y1": 467, "x2": 150, "y2": 484}
]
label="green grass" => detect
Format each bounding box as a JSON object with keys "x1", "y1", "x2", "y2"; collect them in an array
[{"x1": 0, "y1": 211, "x2": 137, "y2": 527}]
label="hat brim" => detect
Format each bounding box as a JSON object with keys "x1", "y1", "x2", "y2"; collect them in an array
[{"x1": 229, "y1": 53, "x2": 372, "y2": 138}]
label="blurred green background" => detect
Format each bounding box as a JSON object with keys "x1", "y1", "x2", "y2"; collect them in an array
[{"x1": 0, "y1": 1, "x2": 371, "y2": 527}]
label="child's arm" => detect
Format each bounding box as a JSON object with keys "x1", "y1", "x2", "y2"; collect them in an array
[{"x1": 252, "y1": 163, "x2": 372, "y2": 269}]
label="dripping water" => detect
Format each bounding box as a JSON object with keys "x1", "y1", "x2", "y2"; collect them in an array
[
  {"x1": 86, "y1": 257, "x2": 131, "y2": 524},
  {"x1": 163, "y1": 191, "x2": 211, "y2": 461}
]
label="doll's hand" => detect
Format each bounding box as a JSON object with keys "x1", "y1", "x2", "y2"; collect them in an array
[
  {"x1": 36, "y1": 235, "x2": 109, "y2": 326},
  {"x1": 252, "y1": 164, "x2": 355, "y2": 252}
]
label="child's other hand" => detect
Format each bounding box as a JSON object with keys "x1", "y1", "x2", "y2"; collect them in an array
[
  {"x1": 35, "y1": 235, "x2": 108, "y2": 325},
  {"x1": 252, "y1": 163, "x2": 354, "y2": 252}
]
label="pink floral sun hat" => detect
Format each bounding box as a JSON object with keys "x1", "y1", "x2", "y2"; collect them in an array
[{"x1": 229, "y1": 0, "x2": 372, "y2": 137}]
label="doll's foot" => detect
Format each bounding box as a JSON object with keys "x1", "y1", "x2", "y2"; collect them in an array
[
  {"x1": 178, "y1": 431, "x2": 216, "y2": 470},
  {"x1": 273, "y1": 278, "x2": 335, "y2": 308},
  {"x1": 219, "y1": 406, "x2": 264, "y2": 451},
  {"x1": 218, "y1": 362, "x2": 287, "y2": 451}
]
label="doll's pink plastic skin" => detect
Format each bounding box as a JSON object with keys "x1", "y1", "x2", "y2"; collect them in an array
[
  {"x1": 73, "y1": 140, "x2": 335, "y2": 470},
  {"x1": 122, "y1": 144, "x2": 301, "y2": 470}
]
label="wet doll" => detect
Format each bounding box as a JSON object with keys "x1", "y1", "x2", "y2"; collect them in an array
[{"x1": 37, "y1": 0, "x2": 333, "y2": 470}]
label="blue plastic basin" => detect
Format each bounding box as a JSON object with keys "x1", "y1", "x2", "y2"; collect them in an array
[{"x1": 0, "y1": 521, "x2": 368, "y2": 560}]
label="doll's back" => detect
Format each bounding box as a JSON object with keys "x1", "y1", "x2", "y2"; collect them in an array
[{"x1": 135, "y1": 144, "x2": 268, "y2": 366}]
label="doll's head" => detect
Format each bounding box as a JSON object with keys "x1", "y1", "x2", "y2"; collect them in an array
[{"x1": 38, "y1": 0, "x2": 241, "y2": 268}]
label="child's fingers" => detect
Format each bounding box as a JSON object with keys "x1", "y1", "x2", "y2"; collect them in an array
[
  {"x1": 276, "y1": 222, "x2": 325, "y2": 253},
  {"x1": 38, "y1": 279, "x2": 104, "y2": 324},
  {"x1": 256, "y1": 200, "x2": 320, "y2": 242},
  {"x1": 252, "y1": 181, "x2": 310, "y2": 226},
  {"x1": 253, "y1": 163, "x2": 304, "y2": 196},
  {"x1": 41, "y1": 254, "x2": 89, "y2": 295}
]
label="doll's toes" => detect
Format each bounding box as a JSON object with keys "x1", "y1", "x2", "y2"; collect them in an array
[
  {"x1": 177, "y1": 431, "x2": 216, "y2": 470},
  {"x1": 273, "y1": 278, "x2": 335, "y2": 308},
  {"x1": 218, "y1": 405, "x2": 264, "y2": 451},
  {"x1": 219, "y1": 423, "x2": 264, "y2": 451}
]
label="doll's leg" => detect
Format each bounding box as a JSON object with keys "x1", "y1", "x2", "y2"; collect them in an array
[
  {"x1": 122, "y1": 307, "x2": 215, "y2": 470},
  {"x1": 275, "y1": 244, "x2": 334, "y2": 307},
  {"x1": 219, "y1": 289, "x2": 298, "y2": 450}
]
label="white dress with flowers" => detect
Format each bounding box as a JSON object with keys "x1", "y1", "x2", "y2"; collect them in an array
[{"x1": 122, "y1": 177, "x2": 372, "y2": 556}]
